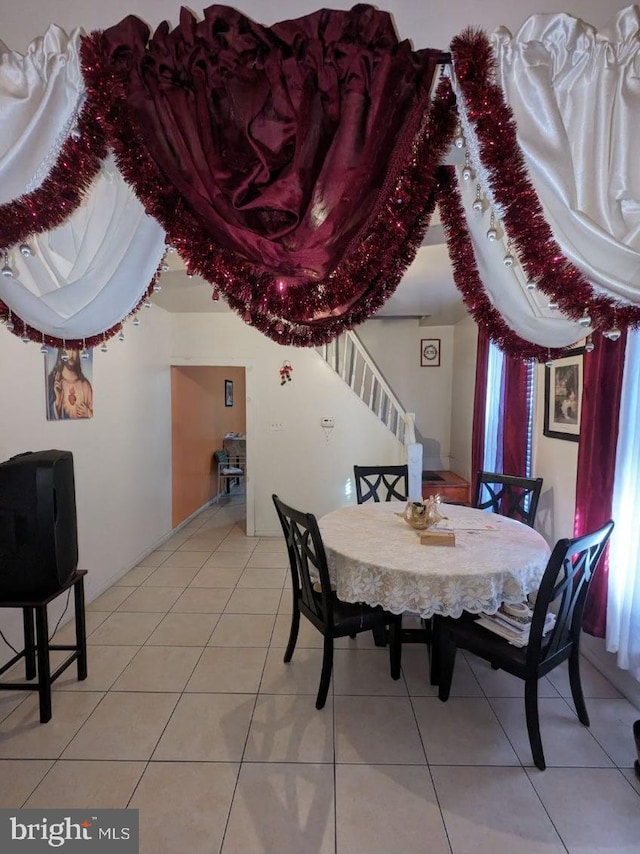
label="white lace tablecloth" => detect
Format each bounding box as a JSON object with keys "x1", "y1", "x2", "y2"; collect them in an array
[{"x1": 318, "y1": 502, "x2": 551, "y2": 619}]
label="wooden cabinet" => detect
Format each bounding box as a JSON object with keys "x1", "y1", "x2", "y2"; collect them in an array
[{"x1": 422, "y1": 470, "x2": 470, "y2": 505}]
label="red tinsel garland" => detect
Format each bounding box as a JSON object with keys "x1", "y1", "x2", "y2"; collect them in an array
[
  {"x1": 450, "y1": 28, "x2": 640, "y2": 333},
  {"x1": 79, "y1": 32, "x2": 458, "y2": 346},
  {"x1": 436, "y1": 165, "x2": 570, "y2": 362},
  {"x1": 0, "y1": 99, "x2": 107, "y2": 253}
]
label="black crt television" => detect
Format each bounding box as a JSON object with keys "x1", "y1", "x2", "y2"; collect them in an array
[{"x1": 0, "y1": 450, "x2": 78, "y2": 599}]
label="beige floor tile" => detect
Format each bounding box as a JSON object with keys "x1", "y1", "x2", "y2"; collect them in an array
[
  {"x1": 334, "y1": 696, "x2": 426, "y2": 764},
  {"x1": 134, "y1": 550, "x2": 173, "y2": 568},
  {"x1": 25, "y1": 759, "x2": 146, "y2": 808},
  {"x1": 260, "y1": 647, "x2": 327, "y2": 697},
  {"x1": 0, "y1": 692, "x2": 104, "y2": 759},
  {"x1": 335, "y1": 764, "x2": 450, "y2": 854},
  {"x1": 153, "y1": 693, "x2": 255, "y2": 761},
  {"x1": 88, "y1": 611, "x2": 164, "y2": 645},
  {"x1": 131, "y1": 761, "x2": 238, "y2": 854},
  {"x1": 203, "y1": 551, "x2": 251, "y2": 568},
  {"x1": 171, "y1": 587, "x2": 232, "y2": 612},
  {"x1": 527, "y1": 767, "x2": 640, "y2": 853},
  {"x1": 432, "y1": 766, "x2": 566, "y2": 854},
  {"x1": 412, "y1": 696, "x2": 520, "y2": 765},
  {"x1": 254, "y1": 537, "x2": 287, "y2": 553},
  {"x1": 111, "y1": 646, "x2": 202, "y2": 692},
  {"x1": 489, "y1": 696, "x2": 614, "y2": 767},
  {"x1": 53, "y1": 609, "x2": 110, "y2": 643},
  {"x1": 177, "y1": 536, "x2": 224, "y2": 552},
  {"x1": 464, "y1": 652, "x2": 560, "y2": 698},
  {"x1": 62, "y1": 692, "x2": 179, "y2": 760},
  {"x1": 115, "y1": 586, "x2": 183, "y2": 612},
  {"x1": 224, "y1": 588, "x2": 281, "y2": 614},
  {"x1": 213, "y1": 542, "x2": 258, "y2": 557},
  {"x1": 87, "y1": 586, "x2": 134, "y2": 612},
  {"x1": 236, "y1": 567, "x2": 287, "y2": 588},
  {"x1": 244, "y1": 694, "x2": 334, "y2": 763},
  {"x1": 189, "y1": 566, "x2": 244, "y2": 587},
  {"x1": 546, "y1": 657, "x2": 622, "y2": 699},
  {"x1": 278, "y1": 589, "x2": 293, "y2": 614},
  {"x1": 55, "y1": 645, "x2": 139, "y2": 691},
  {"x1": 584, "y1": 697, "x2": 640, "y2": 767},
  {"x1": 186, "y1": 647, "x2": 267, "y2": 693},
  {"x1": 208, "y1": 613, "x2": 275, "y2": 647},
  {"x1": 114, "y1": 565, "x2": 156, "y2": 586},
  {"x1": 160, "y1": 533, "x2": 191, "y2": 550},
  {"x1": 157, "y1": 550, "x2": 210, "y2": 569},
  {"x1": 245, "y1": 552, "x2": 289, "y2": 569},
  {"x1": 621, "y1": 768, "x2": 640, "y2": 794},
  {"x1": 141, "y1": 565, "x2": 200, "y2": 587},
  {"x1": 146, "y1": 612, "x2": 219, "y2": 646},
  {"x1": 222, "y1": 762, "x2": 335, "y2": 854},
  {"x1": 0, "y1": 760, "x2": 53, "y2": 807},
  {"x1": 0, "y1": 690, "x2": 29, "y2": 723},
  {"x1": 270, "y1": 614, "x2": 324, "y2": 649},
  {"x1": 333, "y1": 648, "x2": 406, "y2": 696}
]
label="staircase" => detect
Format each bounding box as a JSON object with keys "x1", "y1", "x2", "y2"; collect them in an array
[{"x1": 316, "y1": 331, "x2": 423, "y2": 498}]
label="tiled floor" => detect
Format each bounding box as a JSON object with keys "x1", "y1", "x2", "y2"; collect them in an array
[{"x1": 1, "y1": 493, "x2": 640, "y2": 854}]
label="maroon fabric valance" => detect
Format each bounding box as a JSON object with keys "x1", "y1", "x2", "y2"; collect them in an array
[{"x1": 81, "y1": 4, "x2": 455, "y2": 344}]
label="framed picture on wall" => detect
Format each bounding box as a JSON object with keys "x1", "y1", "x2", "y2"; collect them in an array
[
  {"x1": 45, "y1": 347, "x2": 94, "y2": 420},
  {"x1": 420, "y1": 338, "x2": 441, "y2": 367},
  {"x1": 543, "y1": 348, "x2": 584, "y2": 442},
  {"x1": 224, "y1": 379, "x2": 234, "y2": 407}
]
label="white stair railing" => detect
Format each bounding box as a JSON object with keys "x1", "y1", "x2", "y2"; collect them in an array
[{"x1": 317, "y1": 331, "x2": 423, "y2": 497}]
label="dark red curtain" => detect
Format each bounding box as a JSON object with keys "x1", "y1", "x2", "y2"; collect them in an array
[
  {"x1": 81, "y1": 5, "x2": 456, "y2": 344},
  {"x1": 471, "y1": 327, "x2": 490, "y2": 499},
  {"x1": 575, "y1": 331, "x2": 627, "y2": 637},
  {"x1": 501, "y1": 354, "x2": 530, "y2": 477}
]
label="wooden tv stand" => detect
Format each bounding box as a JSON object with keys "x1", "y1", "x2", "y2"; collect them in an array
[{"x1": 422, "y1": 470, "x2": 470, "y2": 505}]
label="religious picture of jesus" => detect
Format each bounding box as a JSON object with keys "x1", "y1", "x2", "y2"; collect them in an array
[{"x1": 45, "y1": 348, "x2": 94, "y2": 420}]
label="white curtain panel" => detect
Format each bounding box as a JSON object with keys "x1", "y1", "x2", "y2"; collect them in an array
[
  {"x1": 456, "y1": 168, "x2": 588, "y2": 348},
  {"x1": 0, "y1": 25, "x2": 86, "y2": 203},
  {"x1": 492, "y1": 6, "x2": 640, "y2": 303},
  {"x1": 0, "y1": 155, "x2": 167, "y2": 339}
]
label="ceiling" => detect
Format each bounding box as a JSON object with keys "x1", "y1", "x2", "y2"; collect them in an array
[{"x1": 152, "y1": 148, "x2": 468, "y2": 327}]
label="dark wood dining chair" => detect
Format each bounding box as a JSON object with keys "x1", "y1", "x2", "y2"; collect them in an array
[
  {"x1": 353, "y1": 465, "x2": 408, "y2": 504},
  {"x1": 273, "y1": 494, "x2": 402, "y2": 709},
  {"x1": 434, "y1": 519, "x2": 614, "y2": 770},
  {"x1": 474, "y1": 472, "x2": 544, "y2": 527}
]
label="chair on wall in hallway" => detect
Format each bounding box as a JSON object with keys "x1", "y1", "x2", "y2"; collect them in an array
[
  {"x1": 353, "y1": 464, "x2": 408, "y2": 504},
  {"x1": 213, "y1": 449, "x2": 245, "y2": 498},
  {"x1": 273, "y1": 494, "x2": 402, "y2": 709},
  {"x1": 474, "y1": 472, "x2": 544, "y2": 528},
  {"x1": 434, "y1": 519, "x2": 614, "y2": 770}
]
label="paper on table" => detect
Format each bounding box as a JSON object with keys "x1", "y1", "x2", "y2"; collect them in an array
[{"x1": 432, "y1": 518, "x2": 497, "y2": 532}]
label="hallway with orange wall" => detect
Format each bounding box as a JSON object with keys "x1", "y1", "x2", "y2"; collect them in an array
[{"x1": 171, "y1": 365, "x2": 246, "y2": 526}]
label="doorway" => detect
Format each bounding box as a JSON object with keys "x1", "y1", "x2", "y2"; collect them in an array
[{"x1": 170, "y1": 365, "x2": 246, "y2": 527}]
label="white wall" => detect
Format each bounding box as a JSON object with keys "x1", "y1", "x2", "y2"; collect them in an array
[
  {"x1": 357, "y1": 319, "x2": 454, "y2": 470},
  {"x1": 449, "y1": 316, "x2": 478, "y2": 483},
  {"x1": 0, "y1": 0, "x2": 622, "y2": 56},
  {"x1": 171, "y1": 313, "x2": 405, "y2": 536},
  {"x1": 0, "y1": 307, "x2": 173, "y2": 661}
]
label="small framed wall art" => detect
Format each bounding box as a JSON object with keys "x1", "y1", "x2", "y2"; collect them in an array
[
  {"x1": 543, "y1": 347, "x2": 584, "y2": 442},
  {"x1": 420, "y1": 338, "x2": 441, "y2": 367},
  {"x1": 224, "y1": 379, "x2": 234, "y2": 407}
]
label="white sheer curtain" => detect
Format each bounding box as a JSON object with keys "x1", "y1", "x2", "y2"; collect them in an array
[
  {"x1": 0, "y1": 31, "x2": 166, "y2": 341},
  {"x1": 0, "y1": 155, "x2": 166, "y2": 340},
  {"x1": 492, "y1": 6, "x2": 640, "y2": 304},
  {"x1": 608, "y1": 328, "x2": 640, "y2": 680},
  {"x1": 0, "y1": 26, "x2": 86, "y2": 202},
  {"x1": 483, "y1": 341, "x2": 504, "y2": 472}
]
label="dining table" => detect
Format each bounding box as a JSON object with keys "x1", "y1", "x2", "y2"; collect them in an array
[{"x1": 318, "y1": 501, "x2": 551, "y2": 619}]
